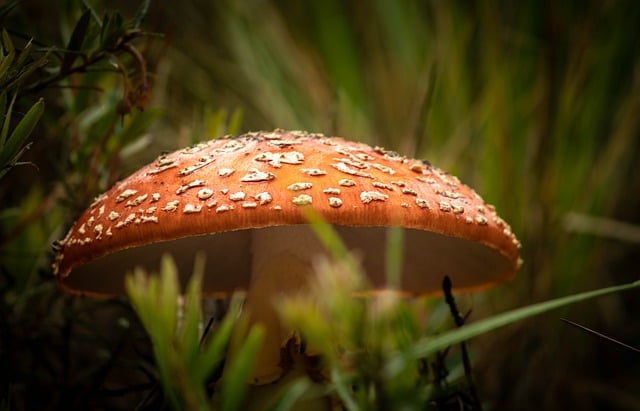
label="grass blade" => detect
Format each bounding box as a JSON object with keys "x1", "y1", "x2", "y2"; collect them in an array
[
  {"x1": 386, "y1": 280, "x2": 640, "y2": 376},
  {"x1": 220, "y1": 325, "x2": 264, "y2": 411},
  {"x1": 561, "y1": 318, "x2": 640, "y2": 354},
  {"x1": 268, "y1": 379, "x2": 311, "y2": 411},
  {"x1": 330, "y1": 367, "x2": 358, "y2": 411},
  {"x1": 385, "y1": 226, "x2": 404, "y2": 290}
]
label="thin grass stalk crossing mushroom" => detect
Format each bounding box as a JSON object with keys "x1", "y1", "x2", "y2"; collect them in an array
[{"x1": 53, "y1": 129, "x2": 521, "y2": 385}]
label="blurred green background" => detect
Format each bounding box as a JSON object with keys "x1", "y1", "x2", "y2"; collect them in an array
[{"x1": 1, "y1": 0, "x2": 639, "y2": 409}]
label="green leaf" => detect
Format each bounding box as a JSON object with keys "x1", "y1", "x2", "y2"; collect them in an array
[
  {"x1": 0, "y1": 98, "x2": 44, "y2": 173},
  {"x1": 330, "y1": 367, "x2": 359, "y2": 411},
  {"x1": 268, "y1": 379, "x2": 311, "y2": 411},
  {"x1": 181, "y1": 255, "x2": 206, "y2": 372},
  {"x1": 2, "y1": 92, "x2": 17, "y2": 146},
  {"x1": 80, "y1": 0, "x2": 101, "y2": 25},
  {"x1": 220, "y1": 324, "x2": 264, "y2": 411},
  {"x1": 0, "y1": 92, "x2": 6, "y2": 134},
  {"x1": 126, "y1": 256, "x2": 181, "y2": 409},
  {"x1": 1, "y1": 29, "x2": 14, "y2": 56},
  {"x1": 303, "y1": 210, "x2": 351, "y2": 260},
  {"x1": 0, "y1": 143, "x2": 33, "y2": 180},
  {"x1": 127, "y1": 256, "x2": 264, "y2": 411},
  {"x1": 133, "y1": 0, "x2": 151, "y2": 29},
  {"x1": 100, "y1": 12, "x2": 124, "y2": 50},
  {"x1": 14, "y1": 38, "x2": 34, "y2": 67},
  {"x1": 385, "y1": 280, "x2": 640, "y2": 377},
  {"x1": 3, "y1": 50, "x2": 50, "y2": 92},
  {"x1": 0, "y1": 30, "x2": 16, "y2": 83},
  {"x1": 197, "y1": 297, "x2": 241, "y2": 383},
  {"x1": 61, "y1": 9, "x2": 92, "y2": 72}
]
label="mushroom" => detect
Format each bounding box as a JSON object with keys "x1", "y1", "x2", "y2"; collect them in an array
[{"x1": 53, "y1": 129, "x2": 520, "y2": 384}]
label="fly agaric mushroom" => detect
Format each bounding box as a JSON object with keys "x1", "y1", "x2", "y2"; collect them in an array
[{"x1": 53, "y1": 129, "x2": 520, "y2": 384}]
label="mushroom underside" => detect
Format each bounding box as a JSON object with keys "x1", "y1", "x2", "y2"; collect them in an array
[{"x1": 60, "y1": 224, "x2": 514, "y2": 296}]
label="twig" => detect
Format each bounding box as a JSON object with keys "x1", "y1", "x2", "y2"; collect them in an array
[{"x1": 443, "y1": 276, "x2": 483, "y2": 411}]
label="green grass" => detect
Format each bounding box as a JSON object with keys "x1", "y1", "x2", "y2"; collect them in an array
[
  {"x1": 1, "y1": 0, "x2": 639, "y2": 409},
  {"x1": 123, "y1": 241, "x2": 640, "y2": 410},
  {"x1": 144, "y1": 2, "x2": 640, "y2": 408}
]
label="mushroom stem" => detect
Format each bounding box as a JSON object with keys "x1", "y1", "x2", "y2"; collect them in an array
[{"x1": 230, "y1": 225, "x2": 325, "y2": 384}]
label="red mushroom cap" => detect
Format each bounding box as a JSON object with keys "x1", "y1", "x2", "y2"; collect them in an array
[{"x1": 53, "y1": 130, "x2": 520, "y2": 297}]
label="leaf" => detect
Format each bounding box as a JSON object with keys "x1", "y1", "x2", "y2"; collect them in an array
[
  {"x1": 14, "y1": 38, "x2": 34, "y2": 67},
  {"x1": 127, "y1": 256, "x2": 264, "y2": 411},
  {"x1": 3, "y1": 50, "x2": 51, "y2": 92},
  {"x1": 303, "y1": 210, "x2": 351, "y2": 260},
  {"x1": 133, "y1": 0, "x2": 151, "y2": 29},
  {"x1": 220, "y1": 324, "x2": 264, "y2": 411},
  {"x1": 181, "y1": 254, "x2": 206, "y2": 372},
  {"x1": 0, "y1": 92, "x2": 6, "y2": 134},
  {"x1": 1, "y1": 29, "x2": 14, "y2": 56},
  {"x1": 80, "y1": 0, "x2": 101, "y2": 25},
  {"x1": 268, "y1": 379, "x2": 312, "y2": 411},
  {"x1": 0, "y1": 30, "x2": 16, "y2": 84},
  {"x1": 0, "y1": 98, "x2": 44, "y2": 169},
  {"x1": 197, "y1": 297, "x2": 241, "y2": 384},
  {"x1": 126, "y1": 256, "x2": 181, "y2": 409},
  {"x1": 61, "y1": 8, "x2": 92, "y2": 72},
  {"x1": 0, "y1": 91, "x2": 15, "y2": 147},
  {"x1": 100, "y1": 12, "x2": 124, "y2": 50},
  {"x1": 330, "y1": 367, "x2": 359, "y2": 411},
  {"x1": 0, "y1": 143, "x2": 32, "y2": 180}
]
